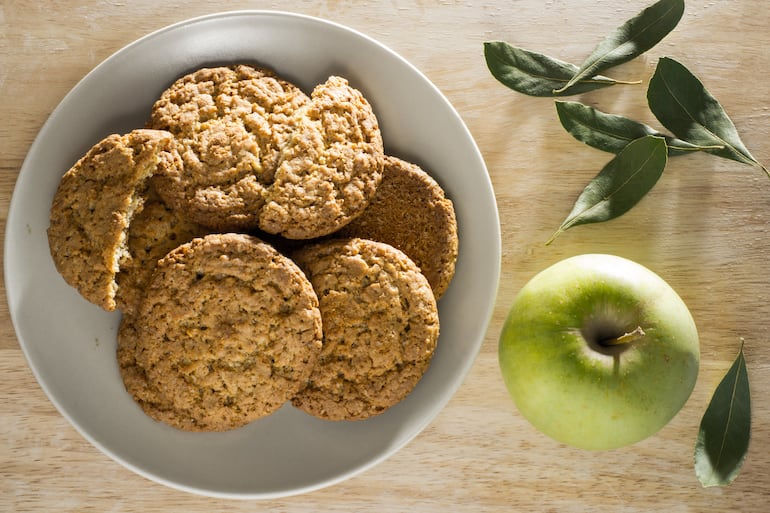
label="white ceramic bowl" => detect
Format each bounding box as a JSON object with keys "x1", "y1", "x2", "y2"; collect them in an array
[{"x1": 5, "y1": 11, "x2": 500, "y2": 499}]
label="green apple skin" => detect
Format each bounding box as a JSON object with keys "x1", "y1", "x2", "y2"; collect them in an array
[{"x1": 499, "y1": 254, "x2": 699, "y2": 451}]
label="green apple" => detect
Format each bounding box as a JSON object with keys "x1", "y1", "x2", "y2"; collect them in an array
[{"x1": 499, "y1": 254, "x2": 699, "y2": 450}]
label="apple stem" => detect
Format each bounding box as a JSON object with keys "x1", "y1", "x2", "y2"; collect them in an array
[{"x1": 602, "y1": 326, "x2": 646, "y2": 346}]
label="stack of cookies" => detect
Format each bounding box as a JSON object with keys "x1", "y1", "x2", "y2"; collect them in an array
[{"x1": 47, "y1": 64, "x2": 458, "y2": 431}]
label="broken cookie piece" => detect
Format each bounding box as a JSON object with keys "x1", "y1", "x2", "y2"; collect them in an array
[{"x1": 47, "y1": 129, "x2": 180, "y2": 311}]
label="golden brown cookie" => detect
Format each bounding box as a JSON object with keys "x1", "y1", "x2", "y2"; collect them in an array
[
  {"x1": 148, "y1": 65, "x2": 311, "y2": 230},
  {"x1": 47, "y1": 129, "x2": 180, "y2": 311},
  {"x1": 258, "y1": 76, "x2": 385, "y2": 239},
  {"x1": 290, "y1": 238, "x2": 439, "y2": 421},
  {"x1": 337, "y1": 155, "x2": 458, "y2": 298},
  {"x1": 114, "y1": 184, "x2": 210, "y2": 315},
  {"x1": 117, "y1": 233, "x2": 323, "y2": 432}
]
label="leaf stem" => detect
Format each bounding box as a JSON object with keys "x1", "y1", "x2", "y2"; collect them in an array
[{"x1": 544, "y1": 229, "x2": 563, "y2": 246}]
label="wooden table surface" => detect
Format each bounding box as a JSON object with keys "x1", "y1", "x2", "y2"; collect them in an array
[{"x1": 2, "y1": 1, "x2": 769, "y2": 511}]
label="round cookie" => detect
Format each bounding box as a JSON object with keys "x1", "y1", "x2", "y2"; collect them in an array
[
  {"x1": 114, "y1": 184, "x2": 210, "y2": 315},
  {"x1": 258, "y1": 76, "x2": 384, "y2": 239},
  {"x1": 117, "y1": 233, "x2": 323, "y2": 432},
  {"x1": 290, "y1": 238, "x2": 439, "y2": 421},
  {"x1": 47, "y1": 129, "x2": 180, "y2": 311},
  {"x1": 337, "y1": 155, "x2": 458, "y2": 298},
  {"x1": 148, "y1": 65, "x2": 311, "y2": 230}
]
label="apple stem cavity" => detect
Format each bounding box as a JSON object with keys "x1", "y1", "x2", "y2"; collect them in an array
[{"x1": 601, "y1": 326, "x2": 646, "y2": 347}]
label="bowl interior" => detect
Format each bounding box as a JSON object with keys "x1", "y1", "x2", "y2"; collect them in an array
[{"x1": 4, "y1": 10, "x2": 500, "y2": 499}]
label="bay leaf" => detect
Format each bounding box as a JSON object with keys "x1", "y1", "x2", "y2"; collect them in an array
[
  {"x1": 648, "y1": 56, "x2": 769, "y2": 176},
  {"x1": 555, "y1": 0, "x2": 684, "y2": 94},
  {"x1": 695, "y1": 340, "x2": 751, "y2": 487},
  {"x1": 484, "y1": 41, "x2": 622, "y2": 97},
  {"x1": 555, "y1": 100, "x2": 718, "y2": 156},
  {"x1": 546, "y1": 135, "x2": 667, "y2": 245}
]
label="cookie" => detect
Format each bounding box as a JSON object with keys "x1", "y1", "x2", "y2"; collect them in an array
[
  {"x1": 290, "y1": 238, "x2": 439, "y2": 420},
  {"x1": 117, "y1": 233, "x2": 323, "y2": 432},
  {"x1": 148, "y1": 65, "x2": 311, "y2": 230},
  {"x1": 337, "y1": 155, "x2": 458, "y2": 298},
  {"x1": 114, "y1": 184, "x2": 210, "y2": 315},
  {"x1": 47, "y1": 129, "x2": 179, "y2": 311},
  {"x1": 258, "y1": 76, "x2": 384, "y2": 239}
]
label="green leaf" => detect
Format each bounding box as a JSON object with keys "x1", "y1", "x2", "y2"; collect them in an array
[
  {"x1": 546, "y1": 135, "x2": 667, "y2": 245},
  {"x1": 695, "y1": 340, "x2": 751, "y2": 487},
  {"x1": 555, "y1": 0, "x2": 684, "y2": 94},
  {"x1": 555, "y1": 100, "x2": 720, "y2": 156},
  {"x1": 484, "y1": 41, "x2": 624, "y2": 97},
  {"x1": 648, "y1": 57, "x2": 769, "y2": 176}
]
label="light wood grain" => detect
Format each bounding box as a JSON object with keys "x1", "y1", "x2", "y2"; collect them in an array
[{"x1": 2, "y1": 1, "x2": 769, "y2": 511}]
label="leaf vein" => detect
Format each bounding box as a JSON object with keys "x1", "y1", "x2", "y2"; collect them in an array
[
  {"x1": 575, "y1": 145, "x2": 661, "y2": 222},
  {"x1": 590, "y1": 5, "x2": 678, "y2": 72},
  {"x1": 658, "y1": 70, "x2": 743, "y2": 158},
  {"x1": 715, "y1": 351, "x2": 743, "y2": 471}
]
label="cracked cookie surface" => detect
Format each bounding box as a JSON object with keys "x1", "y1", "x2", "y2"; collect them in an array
[
  {"x1": 290, "y1": 238, "x2": 439, "y2": 420},
  {"x1": 148, "y1": 65, "x2": 311, "y2": 230},
  {"x1": 258, "y1": 76, "x2": 384, "y2": 239}
]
